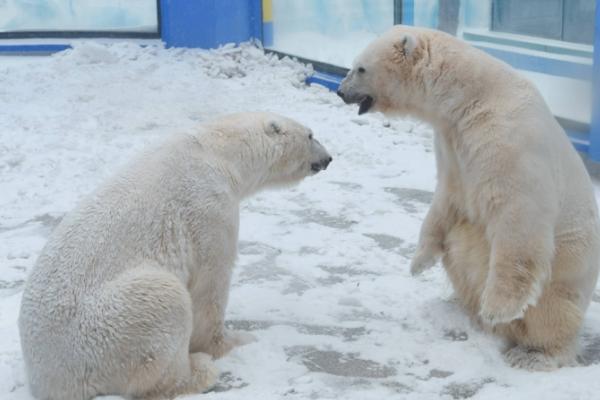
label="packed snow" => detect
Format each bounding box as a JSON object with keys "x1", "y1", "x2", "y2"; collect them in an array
[{"x1": 1, "y1": 41, "x2": 600, "y2": 400}]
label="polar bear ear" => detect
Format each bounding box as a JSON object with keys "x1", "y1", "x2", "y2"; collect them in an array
[
  {"x1": 393, "y1": 34, "x2": 418, "y2": 60},
  {"x1": 265, "y1": 120, "x2": 285, "y2": 137}
]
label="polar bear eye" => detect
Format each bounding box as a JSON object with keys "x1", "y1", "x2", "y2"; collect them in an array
[
  {"x1": 308, "y1": 133, "x2": 313, "y2": 140},
  {"x1": 357, "y1": 67, "x2": 366, "y2": 74}
]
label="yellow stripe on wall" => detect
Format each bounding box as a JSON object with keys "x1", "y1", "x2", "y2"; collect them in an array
[{"x1": 262, "y1": 0, "x2": 272, "y2": 22}]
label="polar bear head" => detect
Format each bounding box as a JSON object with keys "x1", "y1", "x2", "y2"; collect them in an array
[
  {"x1": 201, "y1": 112, "x2": 332, "y2": 195},
  {"x1": 337, "y1": 25, "x2": 431, "y2": 118}
]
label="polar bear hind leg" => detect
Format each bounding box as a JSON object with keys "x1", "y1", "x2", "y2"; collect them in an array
[
  {"x1": 499, "y1": 283, "x2": 581, "y2": 371},
  {"x1": 83, "y1": 264, "x2": 218, "y2": 399},
  {"x1": 442, "y1": 222, "x2": 582, "y2": 370}
]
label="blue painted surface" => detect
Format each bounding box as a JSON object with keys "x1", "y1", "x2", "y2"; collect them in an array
[
  {"x1": 476, "y1": 46, "x2": 593, "y2": 80},
  {"x1": 160, "y1": 0, "x2": 262, "y2": 49},
  {"x1": 402, "y1": 0, "x2": 414, "y2": 25},
  {"x1": 306, "y1": 71, "x2": 343, "y2": 91},
  {"x1": 249, "y1": 0, "x2": 263, "y2": 43},
  {"x1": 589, "y1": 0, "x2": 600, "y2": 161},
  {"x1": 0, "y1": 44, "x2": 71, "y2": 54},
  {"x1": 263, "y1": 21, "x2": 273, "y2": 47},
  {"x1": 567, "y1": 129, "x2": 591, "y2": 154}
]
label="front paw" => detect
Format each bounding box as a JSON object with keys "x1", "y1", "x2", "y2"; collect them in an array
[
  {"x1": 225, "y1": 329, "x2": 256, "y2": 347},
  {"x1": 410, "y1": 247, "x2": 438, "y2": 276},
  {"x1": 479, "y1": 285, "x2": 530, "y2": 326}
]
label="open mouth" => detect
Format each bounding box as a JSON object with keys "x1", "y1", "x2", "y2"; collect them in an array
[{"x1": 358, "y1": 95, "x2": 374, "y2": 115}]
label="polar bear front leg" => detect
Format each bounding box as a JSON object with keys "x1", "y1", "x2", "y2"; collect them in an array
[
  {"x1": 189, "y1": 263, "x2": 255, "y2": 359},
  {"x1": 411, "y1": 189, "x2": 457, "y2": 275},
  {"x1": 479, "y1": 203, "x2": 554, "y2": 326},
  {"x1": 190, "y1": 308, "x2": 256, "y2": 359}
]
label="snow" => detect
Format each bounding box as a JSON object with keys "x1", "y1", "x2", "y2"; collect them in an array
[{"x1": 1, "y1": 41, "x2": 600, "y2": 400}]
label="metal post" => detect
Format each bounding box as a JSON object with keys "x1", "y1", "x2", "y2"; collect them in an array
[
  {"x1": 588, "y1": 0, "x2": 600, "y2": 161},
  {"x1": 394, "y1": 0, "x2": 402, "y2": 25}
]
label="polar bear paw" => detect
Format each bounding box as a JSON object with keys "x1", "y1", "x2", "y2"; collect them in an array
[
  {"x1": 410, "y1": 248, "x2": 438, "y2": 276},
  {"x1": 188, "y1": 352, "x2": 219, "y2": 393},
  {"x1": 479, "y1": 286, "x2": 531, "y2": 326},
  {"x1": 208, "y1": 330, "x2": 257, "y2": 359},
  {"x1": 504, "y1": 346, "x2": 575, "y2": 371}
]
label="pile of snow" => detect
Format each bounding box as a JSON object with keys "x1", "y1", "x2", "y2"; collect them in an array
[{"x1": 1, "y1": 41, "x2": 600, "y2": 400}]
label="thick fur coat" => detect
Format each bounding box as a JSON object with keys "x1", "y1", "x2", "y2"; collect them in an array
[
  {"x1": 338, "y1": 25, "x2": 600, "y2": 370},
  {"x1": 18, "y1": 112, "x2": 332, "y2": 399}
]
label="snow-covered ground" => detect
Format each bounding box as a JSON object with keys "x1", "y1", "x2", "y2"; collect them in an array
[{"x1": 1, "y1": 42, "x2": 600, "y2": 400}]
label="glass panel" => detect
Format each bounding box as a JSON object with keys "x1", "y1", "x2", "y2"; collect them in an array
[
  {"x1": 438, "y1": 0, "x2": 461, "y2": 35},
  {"x1": 267, "y1": 0, "x2": 394, "y2": 68},
  {"x1": 461, "y1": 0, "x2": 492, "y2": 31},
  {"x1": 492, "y1": 0, "x2": 563, "y2": 41},
  {"x1": 265, "y1": 0, "x2": 592, "y2": 123},
  {"x1": 0, "y1": 0, "x2": 158, "y2": 33},
  {"x1": 407, "y1": 0, "x2": 594, "y2": 125},
  {"x1": 413, "y1": 0, "x2": 440, "y2": 30},
  {"x1": 563, "y1": 0, "x2": 595, "y2": 44}
]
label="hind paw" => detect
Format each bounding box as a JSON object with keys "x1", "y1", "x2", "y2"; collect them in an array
[
  {"x1": 188, "y1": 352, "x2": 219, "y2": 392},
  {"x1": 504, "y1": 346, "x2": 577, "y2": 371}
]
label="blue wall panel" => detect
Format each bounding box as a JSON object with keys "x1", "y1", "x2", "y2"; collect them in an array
[
  {"x1": 590, "y1": 0, "x2": 600, "y2": 161},
  {"x1": 160, "y1": 0, "x2": 261, "y2": 49},
  {"x1": 476, "y1": 46, "x2": 593, "y2": 80},
  {"x1": 402, "y1": 0, "x2": 414, "y2": 25},
  {"x1": 0, "y1": 44, "x2": 71, "y2": 54}
]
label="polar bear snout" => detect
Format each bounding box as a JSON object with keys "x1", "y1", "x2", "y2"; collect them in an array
[
  {"x1": 337, "y1": 84, "x2": 375, "y2": 115},
  {"x1": 309, "y1": 138, "x2": 332, "y2": 174},
  {"x1": 311, "y1": 156, "x2": 332, "y2": 172}
]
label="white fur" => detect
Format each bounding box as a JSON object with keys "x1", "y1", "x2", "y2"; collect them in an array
[
  {"x1": 18, "y1": 112, "x2": 331, "y2": 400},
  {"x1": 340, "y1": 25, "x2": 600, "y2": 370}
]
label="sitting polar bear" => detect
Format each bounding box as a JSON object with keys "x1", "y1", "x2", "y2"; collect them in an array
[
  {"x1": 18, "y1": 112, "x2": 332, "y2": 400},
  {"x1": 338, "y1": 25, "x2": 600, "y2": 370}
]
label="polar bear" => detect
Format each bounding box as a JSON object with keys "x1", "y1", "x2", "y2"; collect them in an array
[
  {"x1": 338, "y1": 25, "x2": 600, "y2": 370},
  {"x1": 18, "y1": 112, "x2": 332, "y2": 400}
]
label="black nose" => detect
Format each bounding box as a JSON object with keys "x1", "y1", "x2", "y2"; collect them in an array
[
  {"x1": 336, "y1": 90, "x2": 345, "y2": 99},
  {"x1": 311, "y1": 156, "x2": 332, "y2": 172}
]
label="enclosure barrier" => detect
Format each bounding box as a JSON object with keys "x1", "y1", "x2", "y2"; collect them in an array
[{"x1": 0, "y1": 0, "x2": 598, "y2": 162}]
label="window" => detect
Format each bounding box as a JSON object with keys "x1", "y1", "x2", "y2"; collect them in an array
[
  {"x1": 491, "y1": 0, "x2": 595, "y2": 45},
  {"x1": 0, "y1": 0, "x2": 159, "y2": 36},
  {"x1": 266, "y1": 0, "x2": 395, "y2": 68}
]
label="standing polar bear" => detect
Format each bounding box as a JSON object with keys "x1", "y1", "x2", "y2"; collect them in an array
[
  {"x1": 338, "y1": 26, "x2": 600, "y2": 370},
  {"x1": 19, "y1": 112, "x2": 332, "y2": 400}
]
